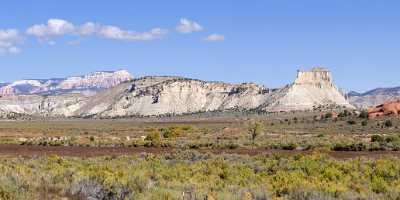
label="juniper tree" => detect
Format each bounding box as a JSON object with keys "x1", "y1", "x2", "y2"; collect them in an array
[{"x1": 248, "y1": 121, "x2": 264, "y2": 149}]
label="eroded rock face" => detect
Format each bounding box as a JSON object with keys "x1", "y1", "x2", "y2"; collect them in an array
[
  {"x1": 260, "y1": 67, "x2": 353, "y2": 112},
  {"x1": 69, "y1": 68, "x2": 353, "y2": 117},
  {"x1": 368, "y1": 100, "x2": 400, "y2": 118},
  {"x1": 0, "y1": 70, "x2": 133, "y2": 96},
  {"x1": 77, "y1": 77, "x2": 271, "y2": 117},
  {"x1": 294, "y1": 67, "x2": 332, "y2": 85},
  {"x1": 0, "y1": 94, "x2": 88, "y2": 118},
  {"x1": 349, "y1": 87, "x2": 400, "y2": 108},
  {"x1": 57, "y1": 70, "x2": 133, "y2": 90},
  {"x1": 0, "y1": 67, "x2": 354, "y2": 118}
]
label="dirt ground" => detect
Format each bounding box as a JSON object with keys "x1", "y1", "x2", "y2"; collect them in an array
[{"x1": 0, "y1": 144, "x2": 399, "y2": 160}]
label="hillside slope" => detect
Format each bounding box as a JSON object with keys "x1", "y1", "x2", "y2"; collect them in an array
[
  {"x1": 0, "y1": 67, "x2": 354, "y2": 118},
  {"x1": 261, "y1": 67, "x2": 353, "y2": 111},
  {"x1": 349, "y1": 87, "x2": 400, "y2": 108},
  {"x1": 78, "y1": 76, "x2": 271, "y2": 117},
  {"x1": 0, "y1": 70, "x2": 133, "y2": 96}
]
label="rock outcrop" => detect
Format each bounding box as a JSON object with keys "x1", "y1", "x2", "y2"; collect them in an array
[
  {"x1": 349, "y1": 87, "x2": 400, "y2": 108},
  {"x1": 368, "y1": 100, "x2": 400, "y2": 118},
  {"x1": 57, "y1": 70, "x2": 133, "y2": 91},
  {"x1": 0, "y1": 94, "x2": 88, "y2": 118},
  {"x1": 259, "y1": 67, "x2": 353, "y2": 111},
  {"x1": 69, "y1": 76, "x2": 270, "y2": 117},
  {"x1": 0, "y1": 67, "x2": 354, "y2": 118},
  {"x1": 0, "y1": 70, "x2": 133, "y2": 96}
]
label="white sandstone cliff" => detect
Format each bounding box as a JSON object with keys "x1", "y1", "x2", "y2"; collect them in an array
[
  {"x1": 77, "y1": 77, "x2": 271, "y2": 117},
  {"x1": 0, "y1": 70, "x2": 133, "y2": 96},
  {"x1": 0, "y1": 67, "x2": 354, "y2": 118},
  {"x1": 261, "y1": 67, "x2": 354, "y2": 111}
]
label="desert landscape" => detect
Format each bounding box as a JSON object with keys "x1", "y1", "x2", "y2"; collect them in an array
[
  {"x1": 0, "y1": 67, "x2": 399, "y2": 199},
  {"x1": 2, "y1": 1, "x2": 400, "y2": 199}
]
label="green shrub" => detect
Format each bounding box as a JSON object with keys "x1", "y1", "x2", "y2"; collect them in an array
[
  {"x1": 145, "y1": 129, "x2": 161, "y2": 147},
  {"x1": 347, "y1": 120, "x2": 356, "y2": 125},
  {"x1": 225, "y1": 142, "x2": 239, "y2": 149},
  {"x1": 0, "y1": 152, "x2": 400, "y2": 199},
  {"x1": 0, "y1": 187, "x2": 14, "y2": 200},
  {"x1": 281, "y1": 143, "x2": 298, "y2": 150},
  {"x1": 385, "y1": 135, "x2": 400, "y2": 143},
  {"x1": 161, "y1": 126, "x2": 182, "y2": 138},
  {"x1": 181, "y1": 125, "x2": 194, "y2": 131},
  {"x1": 339, "y1": 110, "x2": 351, "y2": 118},
  {"x1": 332, "y1": 143, "x2": 366, "y2": 151},
  {"x1": 390, "y1": 141, "x2": 400, "y2": 151},
  {"x1": 361, "y1": 120, "x2": 368, "y2": 126},
  {"x1": 371, "y1": 135, "x2": 384, "y2": 143},
  {"x1": 359, "y1": 110, "x2": 369, "y2": 119},
  {"x1": 385, "y1": 120, "x2": 393, "y2": 128},
  {"x1": 371, "y1": 176, "x2": 389, "y2": 193},
  {"x1": 161, "y1": 125, "x2": 194, "y2": 138},
  {"x1": 324, "y1": 112, "x2": 333, "y2": 119},
  {"x1": 288, "y1": 188, "x2": 334, "y2": 200},
  {"x1": 368, "y1": 142, "x2": 385, "y2": 151}
]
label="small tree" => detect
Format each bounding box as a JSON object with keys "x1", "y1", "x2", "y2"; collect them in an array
[
  {"x1": 339, "y1": 110, "x2": 351, "y2": 118},
  {"x1": 385, "y1": 120, "x2": 393, "y2": 128},
  {"x1": 248, "y1": 121, "x2": 264, "y2": 149},
  {"x1": 359, "y1": 110, "x2": 369, "y2": 119},
  {"x1": 371, "y1": 134, "x2": 384, "y2": 142},
  {"x1": 361, "y1": 120, "x2": 368, "y2": 127},
  {"x1": 325, "y1": 112, "x2": 333, "y2": 119},
  {"x1": 347, "y1": 120, "x2": 356, "y2": 125}
]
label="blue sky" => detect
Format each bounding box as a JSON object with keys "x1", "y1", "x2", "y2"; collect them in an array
[{"x1": 0, "y1": 0, "x2": 400, "y2": 92}]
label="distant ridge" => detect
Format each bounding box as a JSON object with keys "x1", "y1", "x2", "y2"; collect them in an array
[
  {"x1": 0, "y1": 70, "x2": 133, "y2": 96},
  {"x1": 0, "y1": 67, "x2": 354, "y2": 118},
  {"x1": 349, "y1": 86, "x2": 400, "y2": 108}
]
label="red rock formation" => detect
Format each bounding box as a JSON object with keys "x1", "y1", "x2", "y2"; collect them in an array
[{"x1": 368, "y1": 100, "x2": 400, "y2": 118}]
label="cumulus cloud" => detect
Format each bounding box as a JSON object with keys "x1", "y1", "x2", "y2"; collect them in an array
[
  {"x1": 26, "y1": 19, "x2": 168, "y2": 43},
  {"x1": 78, "y1": 22, "x2": 100, "y2": 36},
  {"x1": 25, "y1": 18, "x2": 221, "y2": 45},
  {"x1": 176, "y1": 18, "x2": 203, "y2": 34},
  {"x1": 98, "y1": 26, "x2": 167, "y2": 41},
  {"x1": 0, "y1": 29, "x2": 22, "y2": 54},
  {"x1": 0, "y1": 18, "x2": 221, "y2": 54},
  {"x1": 27, "y1": 19, "x2": 75, "y2": 38},
  {"x1": 204, "y1": 34, "x2": 225, "y2": 42}
]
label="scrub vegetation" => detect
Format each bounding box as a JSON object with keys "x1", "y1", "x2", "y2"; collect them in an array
[
  {"x1": 1, "y1": 152, "x2": 400, "y2": 200},
  {"x1": 0, "y1": 110, "x2": 399, "y2": 152},
  {"x1": 0, "y1": 111, "x2": 400, "y2": 199}
]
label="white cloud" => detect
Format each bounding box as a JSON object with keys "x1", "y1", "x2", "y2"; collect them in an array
[
  {"x1": 78, "y1": 22, "x2": 100, "y2": 36},
  {"x1": 0, "y1": 29, "x2": 22, "y2": 54},
  {"x1": 4, "y1": 18, "x2": 220, "y2": 55},
  {"x1": 98, "y1": 26, "x2": 167, "y2": 41},
  {"x1": 204, "y1": 34, "x2": 225, "y2": 42},
  {"x1": 27, "y1": 18, "x2": 75, "y2": 38},
  {"x1": 26, "y1": 19, "x2": 168, "y2": 43},
  {"x1": 176, "y1": 18, "x2": 203, "y2": 34}
]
